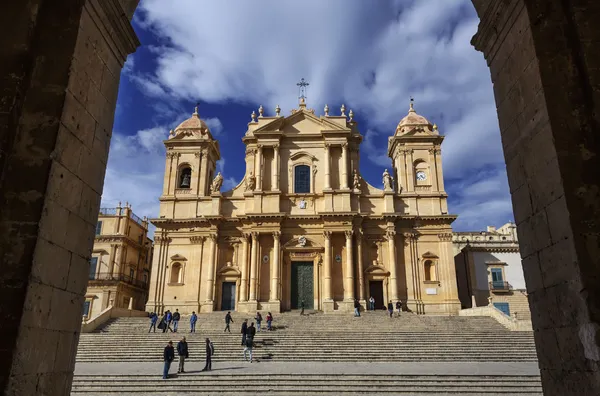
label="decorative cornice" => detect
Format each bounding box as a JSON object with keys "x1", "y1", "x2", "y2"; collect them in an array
[
  {"x1": 437, "y1": 232, "x2": 453, "y2": 242},
  {"x1": 189, "y1": 236, "x2": 205, "y2": 244}
]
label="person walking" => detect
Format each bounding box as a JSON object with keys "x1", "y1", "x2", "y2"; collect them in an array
[
  {"x1": 244, "y1": 322, "x2": 256, "y2": 363},
  {"x1": 396, "y1": 301, "x2": 402, "y2": 317},
  {"x1": 201, "y1": 338, "x2": 214, "y2": 372},
  {"x1": 190, "y1": 311, "x2": 198, "y2": 333},
  {"x1": 354, "y1": 299, "x2": 361, "y2": 317},
  {"x1": 224, "y1": 311, "x2": 233, "y2": 333},
  {"x1": 300, "y1": 300, "x2": 305, "y2": 316},
  {"x1": 369, "y1": 296, "x2": 375, "y2": 311},
  {"x1": 266, "y1": 312, "x2": 273, "y2": 331},
  {"x1": 176, "y1": 336, "x2": 189, "y2": 373},
  {"x1": 241, "y1": 319, "x2": 248, "y2": 346},
  {"x1": 255, "y1": 312, "x2": 263, "y2": 332},
  {"x1": 159, "y1": 313, "x2": 168, "y2": 333},
  {"x1": 149, "y1": 312, "x2": 158, "y2": 333},
  {"x1": 163, "y1": 341, "x2": 175, "y2": 379},
  {"x1": 165, "y1": 310, "x2": 173, "y2": 332},
  {"x1": 387, "y1": 300, "x2": 394, "y2": 318},
  {"x1": 172, "y1": 309, "x2": 181, "y2": 332}
]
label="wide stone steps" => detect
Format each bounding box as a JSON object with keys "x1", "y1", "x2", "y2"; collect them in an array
[{"x1": 70, "y1": 374, "x2": 543, "y2": 395}]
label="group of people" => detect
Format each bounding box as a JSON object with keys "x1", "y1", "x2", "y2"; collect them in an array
[
  {"x1": 224, "y1": 311, "x2": 274, "y2": 333},
  {"x1": 163, "y1": 337, "x2": 214, "y2": 379},
  {"x1": 149, "y1": 310, "x2": 198, "y2": 333},
  {"x1": 361, "y1": 297, "x2": 405, "y2": 318}
]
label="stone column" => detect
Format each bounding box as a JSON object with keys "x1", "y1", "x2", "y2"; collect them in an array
[
  {"x1": 273, "y1": 144, "x2": 280, "y2": 191},
  {"x1": 341, "y1": 143, "x2": 349, "y2": 189},
  {"x1": 113, "y1": 245, "x2": 123, "y2": 276},
  {"x1": 199, "y1": 148, "x2": 209, "y2": 196},
  {"x1": 239, "y1": 234, "x2": 250, "y2": 302},
  {"x1": 194, "y1": 151, "x2": 202, "y2": 194},
  {"x1": 270, "y1": 231, "x2": 281, "y2": 301},
  {"x1": 323, "y1": 231, "x2": 333, "y2": 300},
  {"x1": 204, "y1": 234, "x2": 217, "y2": 302},
  {"x1": 249, "y1": 232, "x2": 259, "y2": 301},
  {"x1": 356, "y1": 230, "x2": 365, "y2": 302},
  {"x1": 344, "y1": 230, "x2": 354, "y2": 300},
  {"x1": 324, "y1": 144, "x2": 331, "y2": 190},
  {"x1": 434, "y1": 148, "x2": 444, "y2": 191},
  {"x1": 428, "y1": 148, "x2": 439, "y2": 191},
  {"x1": 406, "y1": 149, "x2": 414, "y2": 192},
  {"x1": 386, "y1": 231, "x2": 398, "y2": 301},
  {"x1": 163, "y1": 154, "x2": 175, "y2": 195},
  {"x1": 108, "y1": 244, "x2": 117, "y2": 276},
  {"x1": 255, "y1": 145, "x2": 263, "y2": 192}
]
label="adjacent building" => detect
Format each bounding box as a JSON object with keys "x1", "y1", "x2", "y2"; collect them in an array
[
  {"x1": 453, "y1": 222, "x2": 530, "y2": 319},
  {"x1": 147, "y1": 98, "x2": 462, "y2": 315},
  {"x1": 83, "y1": 203, "x2": 153, "y2": 319}
]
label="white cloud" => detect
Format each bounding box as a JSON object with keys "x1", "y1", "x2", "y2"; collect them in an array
[
  {"x1": 119, "y1": 0, "x2": 513, "y2": 232},
  {"x1": 205, "y1": 117, "x2": 223, "y2": 136}
]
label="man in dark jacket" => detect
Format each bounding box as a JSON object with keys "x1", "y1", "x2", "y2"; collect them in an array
[
  {"x1": 173, "y1": 309, "x2": 181, "y2": 332},
  {"x1": 176, "y1": 336, "x2": 189, "y2": 373},
  {"x1": 244, "y1": 322, "x2": 256, "y2": 363},
  {"x1": 240, "y1": 319, "x2": 248, "y2": 346},
  {"x1": 165, "y1": 310, "x2": 173, "y2": 332},
  {"x1": 149, "y1": 312, "x2": 158, "y2": 333},
  {"x1": 201, "y1": 338, "x2": 213, "y2": 371},
  {"x1": 224, "y1": 311, "x2": 233, "y2": 332},
  {"x1": 354, "y1": 299, "x2": 361, "y2": 317},
  {"x1": 190, "y1": 311, "x2": 198, "y2": 333},
  {"x1": 163, "y1": 341, "x2": 175, "y2": 379},
  {"x1": 387, "y1": 300, "x2": 394, "y2": 318}
]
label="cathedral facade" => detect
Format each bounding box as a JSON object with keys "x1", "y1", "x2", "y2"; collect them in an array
[{"x1": 146, "y1": 99, "x2": 461, "y2": 315}]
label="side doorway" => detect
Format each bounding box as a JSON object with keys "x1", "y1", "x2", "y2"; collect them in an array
[
  {"x1": 369, "y1": 281, "x2": 384, "y2": 310},
  {"x1": 221, "y1": 282, "x2": 236, "y2": 311}
]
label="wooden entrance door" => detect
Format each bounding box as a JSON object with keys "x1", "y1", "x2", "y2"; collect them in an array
[
  {"x1": 221, "y1": 282, "x2": 236, "y2": 311},
  {"x1": 291, "y1": 261, "x2": 314, "y2": 309},
  {"x1": 369, "y1": 281, "x2": 384, "y2": 310}
]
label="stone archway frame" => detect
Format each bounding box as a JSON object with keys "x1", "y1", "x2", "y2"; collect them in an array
[
  {"x1": 282, "y1": 236, "x2": 324, "y2": 311},
  {"x1": 289, "y1": 151, "x2": 319, "y2": 194},
  {"x1": 216, "y1": 265, "x2": 241, "y2": 311},
  {"x1": 364, "y1": 264, "x2": 391, "y2": 309}
]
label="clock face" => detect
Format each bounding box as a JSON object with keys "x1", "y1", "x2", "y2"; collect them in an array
[{"x1": 416, "y1": 171, "x2": 427, "y2": 181}]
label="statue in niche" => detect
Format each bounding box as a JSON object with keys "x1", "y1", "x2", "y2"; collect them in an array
[
  {"x1": 352, "y1": 169, "x2": 361, "y2": 190},
  {"x1": 180, "y1": 173, "x2": 191, "y2": 188},
  {"x1": 382, "y1": 169, "x2": 393, "y2": 191},
  {"x1": 210, "y1": 172, "x2": 223, "y2": 194},
  {"x1": 298, "y1": 199, "x2": 307, "y2": 209},
  {"x1": 245, "y1": 171, "x2": 256, "y2": 191},
  {"x1": 298, "y1": 236, "x2": 307, "y2": 247}
]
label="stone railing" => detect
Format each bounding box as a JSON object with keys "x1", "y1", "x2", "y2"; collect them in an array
[
  {"x1": 458, "y1": 305, "x2": 532, "y2": 331},
  {"x1": 81, "y1": 305, "x2": 148, "y2": 333}
]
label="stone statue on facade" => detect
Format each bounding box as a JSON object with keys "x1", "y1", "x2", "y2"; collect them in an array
[
  {"x1": 352, "y1": 169, "x2": 361, "y2": 190},
  {"x1": 210, "y1": 172, "x2": 223, "y2": 194},
  {"x1": 245, "y1": 171, "x2": 256, "y2": 191},
  {"x1": 382, "y1": 169, "x2": 393, "y2": 191}
]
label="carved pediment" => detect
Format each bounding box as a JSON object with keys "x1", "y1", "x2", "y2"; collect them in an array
[
  {"x1": 364, "y1": 264, "x2": 390, "y2": 276},
  {"x1": 283, "y1": 236, "x2": 323, "y2": 249},
  {"x1": 422, "y1": 251, "x2": 439, "y2": 258},
  {"x1": 170, "y1": 254, "x2": 187, "y2": 261},
  {"x1": 218, "y1": 265, "x2": 241, "y2": 277}
]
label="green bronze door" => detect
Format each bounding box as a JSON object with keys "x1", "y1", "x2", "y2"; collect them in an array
[{"x1": 291, "y1": 261, "x2": 314, "y2": 309}]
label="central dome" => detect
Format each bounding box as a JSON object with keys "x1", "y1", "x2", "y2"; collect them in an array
[
  {"x1": 175, "y1": 106, "x2": 210, "y2": 131},
  {"x1": 395, "y1": 102, "x2": 434, "y2": 135}
]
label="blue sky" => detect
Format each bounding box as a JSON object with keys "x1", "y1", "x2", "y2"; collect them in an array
[{"x1": 102, "y1": 0, "x2": 515, "y2": 232}]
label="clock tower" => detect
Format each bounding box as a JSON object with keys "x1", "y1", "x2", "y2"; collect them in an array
[{"x1": 387, "y1": 101, "x2": 448, "y2": 216}]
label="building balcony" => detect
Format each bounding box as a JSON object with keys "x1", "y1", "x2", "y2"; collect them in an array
[
  {"x1": 489, "y1": 281, "x2": 512, "y2": 292},
  {"x1": 89, "y1": 272, "x2": 148, "y2": 290}
]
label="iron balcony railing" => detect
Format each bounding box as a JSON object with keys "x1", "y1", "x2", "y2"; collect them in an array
[
  {"x1": 89, "y1": 272, "x2": 148, "y2": 289},
  {"x1": 489, "y1": 281, "x2": 512, "y2": 291},
  {"x1": 99, "y1": 207, "x2": 118, "y2": 216},
  {"x1": 99, "y1": 207, "x2": 145, "y2": 227}
]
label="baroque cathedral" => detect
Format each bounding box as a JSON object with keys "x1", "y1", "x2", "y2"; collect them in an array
[{"x1": 146, "y1": 97, "x2": 461, "y2": 315}]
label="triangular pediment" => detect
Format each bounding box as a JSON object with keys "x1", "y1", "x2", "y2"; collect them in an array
[{"x1": 254, "y1": 110, "x2": 348, "y2": 135}]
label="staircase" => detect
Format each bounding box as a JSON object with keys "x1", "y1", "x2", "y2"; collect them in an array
[
  {"x1": 76, "y1": 311, "x2": 538, "y2": 363},
  {"x1": 71, "y1": 373, "x2": 543, "y2": 395}
]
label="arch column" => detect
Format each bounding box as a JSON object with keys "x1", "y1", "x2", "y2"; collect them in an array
[
  {"x1": 270, "y1": 232, "x2": 281, "y2": 301},
  {"x1": 386, "y1": 230, "x2": 398, "y2": 301},
  {"x1": 324, "y1": 144, "x2": 331, "y2": 190},
  {"x1": 255, "y1": 145, "x2": 263, "y2": 192},
  {"x1": 239, "y1": 234, "x2": 250, "y2": 302},
  {"x1": 341, "y1": 143, "x2": 349, "y2": 190},
  {"x1": 356, "y1": 230, "x2": 365, "y2": 302},
  {"x1": 204, "y1": 234, "x2": 217, "y2": 304},
  {"x1": 249, "y1": 232, "x2": 259, "y2": 301},
  {"x1": 273, "y1": 145, "x2": 280, "y2": 191},
  {"x1": 322, "y1": 231, "x2": 333, "y2": 301},
  {"x1": 344, "y1": 230, "x2": 354, "y2": 301}
]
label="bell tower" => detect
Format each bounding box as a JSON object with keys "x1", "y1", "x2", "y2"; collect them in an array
[{"x1": 388, "y1": 101, "x2": 448, "y2": 215}]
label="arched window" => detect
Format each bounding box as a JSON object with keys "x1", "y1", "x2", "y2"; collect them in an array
[
  {"x1": 178, "y1": 167, "x2": 192, "y2": 188},
  {"x1": 170, "y1": 262, "x2": 182, "y2": 284},
  {"x1": 294, "y1": 165, "x2": 310, "y2": 193},
  {"x1": 424, "y1": 260, "x2": 436, "y2": 281}
]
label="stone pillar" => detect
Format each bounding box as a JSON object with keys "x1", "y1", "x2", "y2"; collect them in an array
[
  {"x1": 249, "y1": 232, "x2": 259, "y2": 301},
  {"x1": 324, "y1": 144, "x2": 331, "y2": 190},
  {"x1": 356, "y1": 230, "x2": 365, "y2": 302},
  {"x1": 344, "y1": 230, "x2": 354, "y2": 300},
  {"x1": 194, "y1": 151, "x2": 202, "y2": 194},
  {"x1": 204, "y1": 234, "x2": 217, "y2": 303},
  {"x1": 270, "y1": 231, "x2": 281, "y2": 301},
  {"x1": 434, "y1": 148, "x2": 444, "y2": 191},
  {"x1": 387, "y1": 231, "x2": 398, "y2": 301},
  {"x1": 428, "y1": 148, "x2": 439, "y2": 191},
  {"x1": 239, "y1": 234, "x2": 249, "y2": 302},
  {"x1": 406, "y1": 149, "x2": 414, "y2": 192},
  {"x1": 323, "y1": 231, "x2": 333, "y2": 300},
  {"x1": 108, "y1": 244, "x2": 117, "y2": 276},
  {"x1": 128, "y1": 297, "x2": 133, "y2": 310},
  {"x1": 163, "y1": 154, "x2": 175, "y2": 195},
  {"x1": 199, "y1": 148, "x2": 208, "y2": 196},
  {"x1": 471, "y1": 1, "x2": 600, "y2": 393},
  {"x1": 341, "y1": 143, "x2": 349, "y2": 189},
  {"x1": 273, "y1": 144, "x2": 280, "y2": 191},
  {"x1": 255, "y1": 145, "x2": 263, "y2": 192}
]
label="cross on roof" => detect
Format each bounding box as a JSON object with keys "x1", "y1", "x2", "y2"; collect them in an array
[{"x1": 297, "y1": 78, "x2": 309, "y2": 101}]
